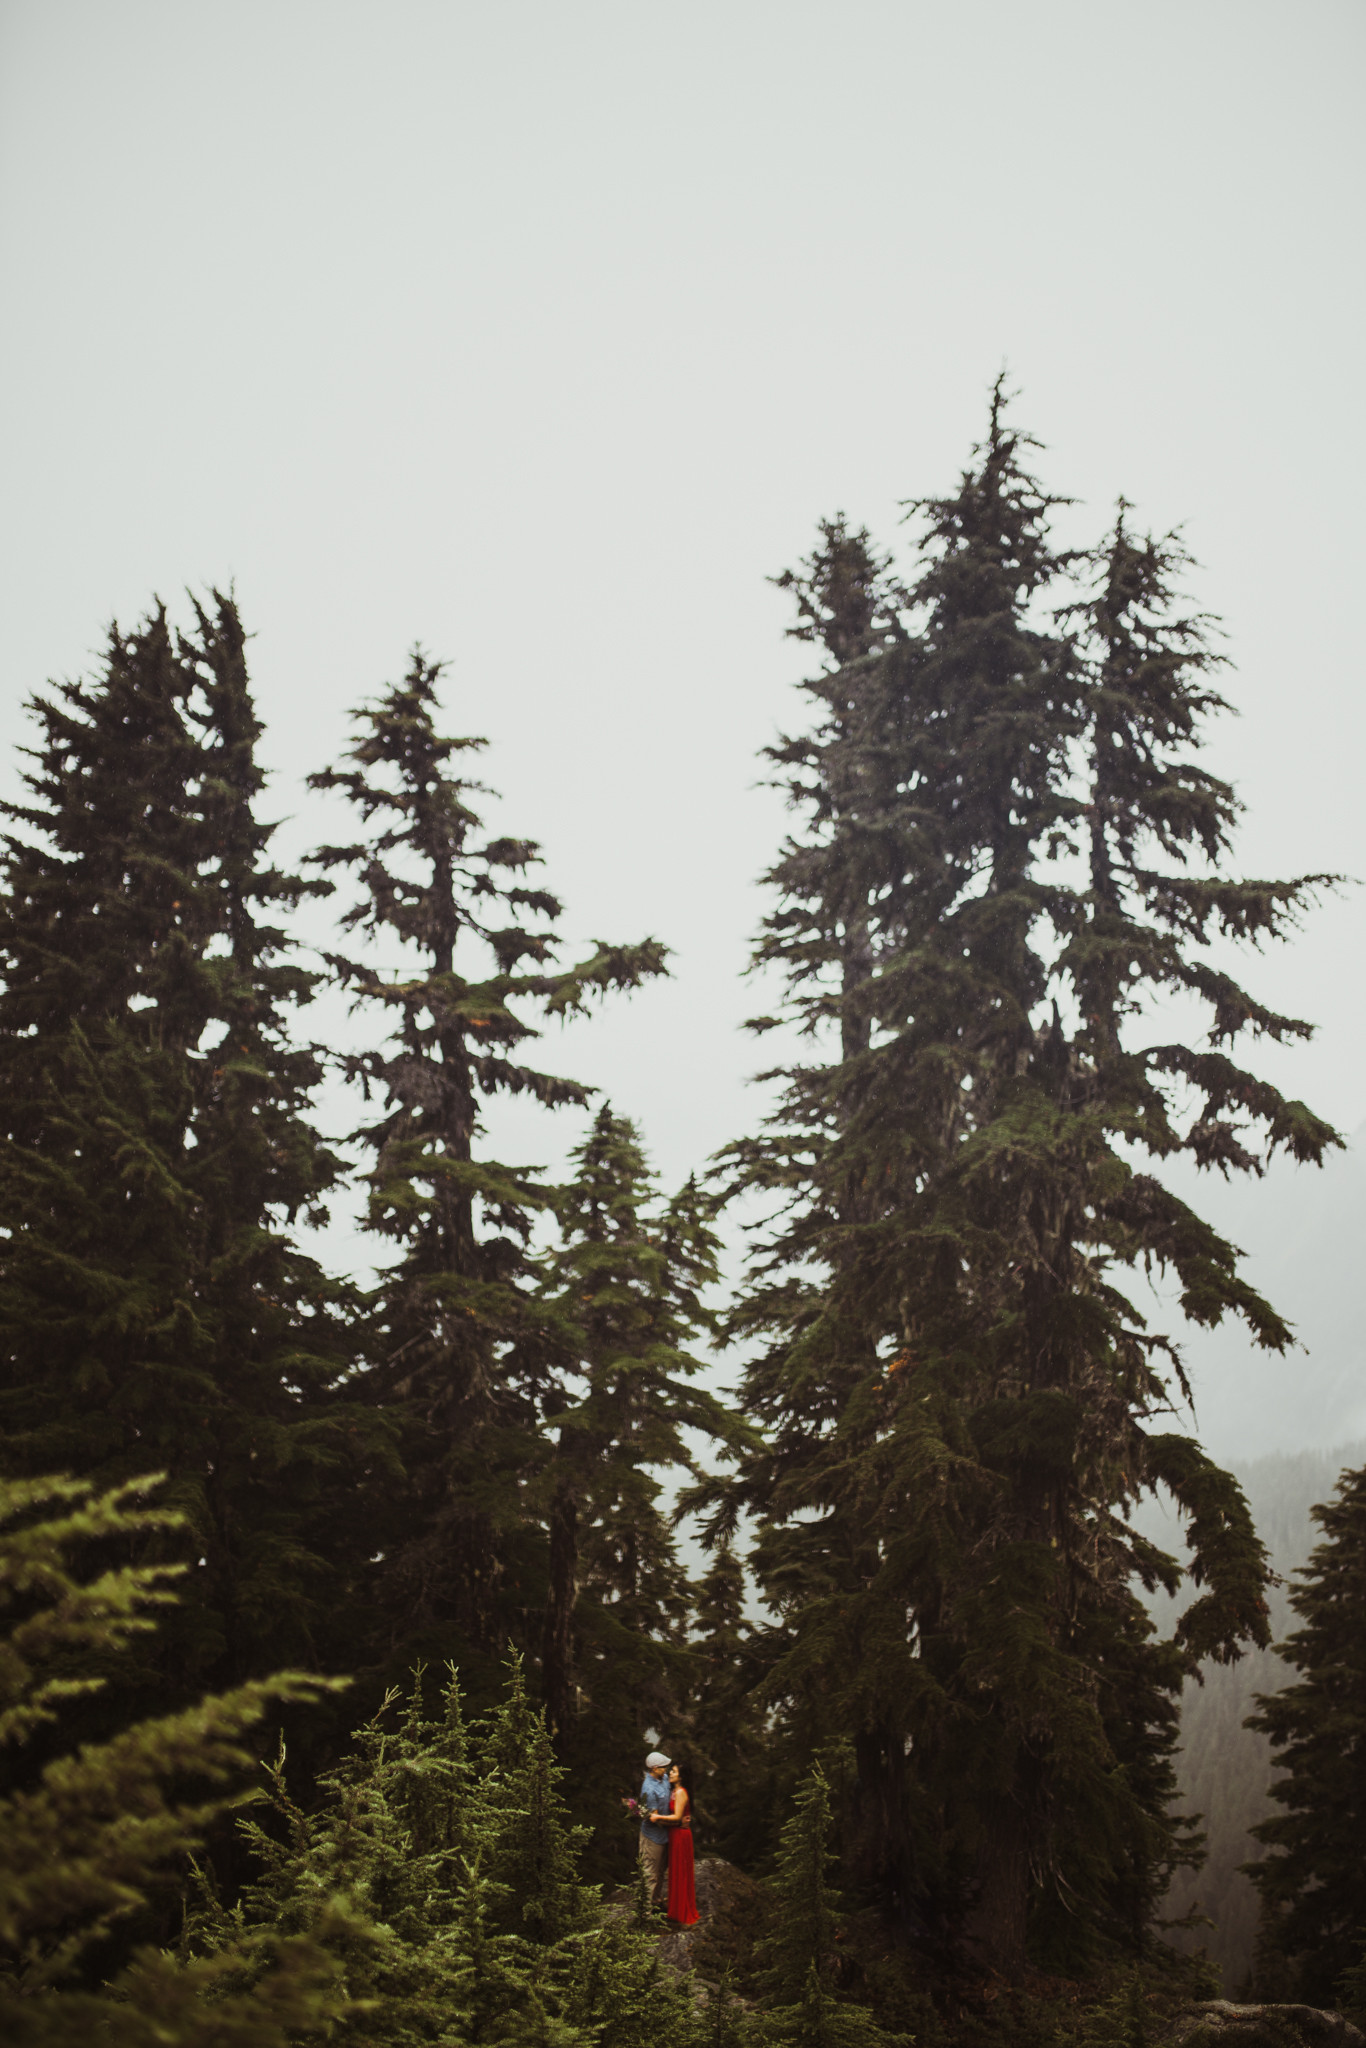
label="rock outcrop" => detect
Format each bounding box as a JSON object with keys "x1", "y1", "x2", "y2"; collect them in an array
[
  {"x1": 654, "y1": 1857, "x2": 752, "y2": 1981},
  {"x1": 1165, "y1": 2004, "x2": 1365, "y2": 2048}
]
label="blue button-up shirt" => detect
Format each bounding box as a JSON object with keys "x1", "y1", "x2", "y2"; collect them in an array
[{"x1": 640, "y1": 1772, "x2": 672, "y2": 1845}]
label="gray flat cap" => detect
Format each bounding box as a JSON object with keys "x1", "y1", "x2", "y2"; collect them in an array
[{"x1": 644, "y1": 1750, "x2": 671, "y2": 1767}]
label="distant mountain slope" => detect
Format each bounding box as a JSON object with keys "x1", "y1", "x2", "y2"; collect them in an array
[{"x1": 1134, "y1": 1441, "x2": 1366, "y2": 1992}]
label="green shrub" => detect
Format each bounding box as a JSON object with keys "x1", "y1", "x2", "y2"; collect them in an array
[{"x1": 0, "y1": 1472, "x2": 347, "y2": 2045}]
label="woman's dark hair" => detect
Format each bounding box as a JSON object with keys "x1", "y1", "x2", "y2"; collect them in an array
[{"x1": 670, "y1": 1758, "x2": 692, "y2": 1794}]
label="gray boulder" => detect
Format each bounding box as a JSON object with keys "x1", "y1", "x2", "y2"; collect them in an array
[{"x1": 1166, "y1": 2002, "x2": 1366, "y2": 2048}]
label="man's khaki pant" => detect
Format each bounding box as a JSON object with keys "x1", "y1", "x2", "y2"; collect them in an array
[{"x1": 639, "y1": 1833, "x2": 668, "y2": 1910}]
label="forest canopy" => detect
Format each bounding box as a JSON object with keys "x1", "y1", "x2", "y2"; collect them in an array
[{"x1": 0, "y1": 393, "x2": 1356, "y2": 2040}]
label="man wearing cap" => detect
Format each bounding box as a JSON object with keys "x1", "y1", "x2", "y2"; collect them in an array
[{"x1": 638, "y1": 1750, "x2": 673, "y2": 1911}]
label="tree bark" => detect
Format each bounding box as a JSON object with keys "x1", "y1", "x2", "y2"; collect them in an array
[
  {"x1": 968, "y1": 1786, "x2": 1031, "y2": 1983},
  {"x1": 845, "y1": 1722, "x2": 917, "y2": 1932},
  {"x1": 542, "y1": 1474, "x2": 578, "y2": 1746}
]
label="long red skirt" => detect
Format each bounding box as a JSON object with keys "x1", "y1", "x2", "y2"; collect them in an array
[{"x1": 667, "y1": 1823, "x2": 699, "y2": 1926}]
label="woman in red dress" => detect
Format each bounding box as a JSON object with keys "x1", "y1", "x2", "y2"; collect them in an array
[{"x1": 664, "y1": 1762, "x2": 699, "y2": 1926}]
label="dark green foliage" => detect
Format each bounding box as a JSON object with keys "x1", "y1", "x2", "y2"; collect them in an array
[
  {"x1": 755, "y1": 1766, "x2": 849, "y2": 2003},
  {"x1": 763, "y1": 1967, "x2": 905, "y2": 2048},
  {"x1": 563, "y1": 1913, "x2": 705, "y2": 2048},
  {"x1": 1245, "y1": 1462, "x2": 1366, "y2": 2004},
  {"x1": 190, "y1": 1651, "x2": 704, "y2": 2048},
  {"x1": 1080, "y1": 1974, "x2": 1151, "y2": 2048},
  {"x1": 0, "y1": 608, "x2": 213, "y2": 1490},
  {"x1": 690, "y1": 1541, "x2": 776, "y2": 1866},
  {"x1": 1249, "y1": 1900, "x2": 1299, "y2": 2005},
  {"x1": 0, "y1": 1471, "x2": 347, "y2": 2044},
  {"x1": 695, "y1": 1972, "x2": 756, "y2": 2048},
  {"x1": 0, "y1": 433, "x2": 1345, "y2": 2036},
  {"x1": 308, "y1": 653, "x2": 668, "y2": 1681},
  {"x1": 479, "y1": 1654, "x2": 598, "y2": 1946},
  {"x1": 707, "y1": 389, "x2": 1337, "y2": 1977},
  {"x1": 1338, "y1": 1940, "x2": 1366, "y2": 2029},
  {"x1": 0, "y1": 599, "x2": 390, "y2": 1710},
  {"x1": 187, "y1": 1665, "x2": 520, "y2": 2043},
  {"x1": 536, "y1": 1106, "x2": 743, "y2": 1858},
  {"x1": 770, "y1": 514, "x2": 910, "y2": 674},
  {"x1": 755, "y1": 1765, "x2": 905, "y2": 2048},
  {"x1": 1135, "y1": 1443, "x2": 1365, "y2": 1994}
]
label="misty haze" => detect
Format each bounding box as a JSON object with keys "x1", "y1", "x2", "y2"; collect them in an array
[{"x1": 0, "y1": 6, "x2": 1362, "y2": 2046}]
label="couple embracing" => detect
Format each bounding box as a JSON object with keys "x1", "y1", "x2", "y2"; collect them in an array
[{"x1": 636, "y1": 1749, "x2": 698, "y2": 1926}]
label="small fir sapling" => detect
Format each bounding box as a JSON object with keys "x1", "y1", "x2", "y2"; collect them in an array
[
  {"x1": 478, "y1": 1655, "x2": 597, "y2": 1949},
  {"x1": 754, "y1": 1765, "x2": 905, "y2": 2048},
  {"x1": 0, "y1": 1472, "x2": 346, "y2": 2046},
  {"x1": 1080, "y1": 1974, "x2": 1152, "y2": 2048},
  {"x1": 1338, "y1": 1941, "x2": 1366, "y2": 2030},
  {"x1": 699, "y1": 1972, "x2": 755, "y2": 2048},
  {"x1": 185, "y1": 1664, "x2": 526, "y2": 2044},
  {"x1": 194, "y1": 1651, "x2": 695, "y2": 2048}
]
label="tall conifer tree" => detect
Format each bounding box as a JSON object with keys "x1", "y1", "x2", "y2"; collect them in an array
[
  {"x1": 711, "y1": 395, "x2": 1338, "y2": 1977},
  {"x1": 699, "y1": 515, "x2": 916, "y2": 1839},
  {"x1": 0, "y1": 609, "x2": 214, "y2": 1486},
  {"x1": 309, "y1": 656, "x2": 667, "y2": 1687},
  {"x1": 0, "y1": 598, "x2": 385, "y2": 1708},
  {"x1": 534, "y1": 1106, "x2": 739, "y2": 1853},
  {"x1": 1245, "y1": 1461, "x2": 1366, "y2": 2005},
  {"x1": 689, "y1": 1540, "x2": 771, "y2": 1865}
]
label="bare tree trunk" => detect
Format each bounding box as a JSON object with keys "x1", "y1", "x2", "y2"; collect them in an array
[
  {"x1": 968, "y1": 1788, "x2": 1031, "y2": 1983},
  {"x1": 845, "y1": 1721, "x2": 917, "y2": 1931}
]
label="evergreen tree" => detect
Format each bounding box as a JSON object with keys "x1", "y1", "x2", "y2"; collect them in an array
[
  {"x1": 1245, "y1": 1462, "x2": 1366, "y2": 2005},
  {"x1": 0, "y1": 609, "x2": 216, "y2": 1488},
  {"x1": 563, "y1": 1914, "x2": 706, "y2": 2048},
  {"x1": 451, "y1": 1847, "x2": 545, "y2": 2048},
  {"x1": 1080, "y1": 1973, "x2": 1153, "y2": 2048},
  {"x1": 182, "y1": 597, "x2": 390, "y2": 1690},
  {"x1": 692, "y1": 514, "x2": 925, "y2": 1869},
  {"x1": 536, "y1": 1106, "x2": 741, "y2": 1852},
  {"x1": 755, "y1": 1765, "x2": 902, "y2": 2048},
  {"x1": 696, "y1": 1973, "x2": 755, "y2": 2048},
  {"x1": 0, "y1": 598, "x2": 389, "y2": 1712},
  {"x1": 191, "y1": 1650, "x2": 696, "y2": 2048},
  {"x1": 188, "y1": 1665, "x2": 526, "y2": 2044},
  {"x1": 1339, "y1": 1941, "x2": 1366, "y2": 2031},
  {"x1": 689, "y1": 1542, "x2": 774, "y2": 1867},
  {"x1": 479, "y1": 1655, "x2": 598, "y2": 1948},
  {"x1": 309, "y1": 654, "x2": 667, "y2": 1684},
  {"x1": 710, "y1": 393, "x2": 1337, "y2": 1978},
  {"x1": 754, "y1": 1766, "x2": 847, "y2": 2004},
  {"x1": 0, "y1": 1471, "x2": 347, "y2": 2045}
]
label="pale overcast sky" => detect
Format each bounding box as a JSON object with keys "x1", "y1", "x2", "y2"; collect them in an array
[{"x1": 1, "y1": 1, "x2": 1362, "y2": 1455}]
